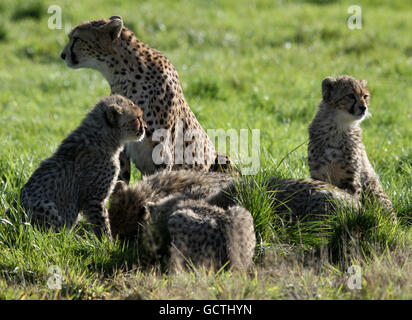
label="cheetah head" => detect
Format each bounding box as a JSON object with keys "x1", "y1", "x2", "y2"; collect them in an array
[
  {"x1": 108, "y1": 181, "x2": 151, "y2": 240},
  {"x1": 102, "y1": 95, "x2": 146, "y2": 143},
  {"x1": 321, "y1": 75, "x2": 370, "y2": 124},
  {"x1": 61, "y1": 16, "x2": 124, "y2": 71}
]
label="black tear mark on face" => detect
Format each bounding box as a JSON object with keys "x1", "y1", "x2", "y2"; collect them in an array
[
  {"x1": 346, "y1": 93, "x2": 357, "y2": 115},
  {"x1": 70, "y1": 38, "x2": 79, "y2": 64},
  {"x1": 349, "y1": 100, "x2": 356, "y2": 115}
]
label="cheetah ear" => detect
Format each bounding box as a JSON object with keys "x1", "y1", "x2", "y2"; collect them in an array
[
  {"x1": 109, "y1": 15, "x2": 123, "y2": 21},
  {"x1": 105, "y1": 104, "x2": 122, "y2": 128},
  {"x1": 360, "y1": 79, "x2": 368, "y2": 88},
  {"x1": 321, "y1": 77, "x2": 337, "y2": 102},
  {"x1": 103, "y1": 17, "x2": 123, "y2": 41}
]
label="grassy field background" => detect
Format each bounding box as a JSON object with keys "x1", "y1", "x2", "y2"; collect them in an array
[{"x1": 0, "y1": 0, "x2": 411, "y2": 299}]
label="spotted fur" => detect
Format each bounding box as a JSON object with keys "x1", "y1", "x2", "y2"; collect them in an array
[
  {"x1": 11, "y1": 95, "x2": 146, "y2": 237},
  {"x1": 207, "y1": 177, "x2": 360, "y2": 221},
  {"x1": 61, "y1": 16, "x2": 235, "y2": 181},
  {"x1": 108, "y1": 169, "x2": 234, "y2": 240},
  {"x1": 308, "y1": 75, "x2": 395, "y2": 217},
  {"x1": 156, "y1": 197, "x2": 255, "y2": 270},
  {"x1": 108, "y1": 170, "x2": 255, "y2": 270}
]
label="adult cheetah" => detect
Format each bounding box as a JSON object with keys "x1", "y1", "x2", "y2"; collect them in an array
[
  {"x1": 9, "y1": 95, "x2": 146, "y2": 237},
  {"x1": 61, "y1": 16, "x2": 234, "y2": 182},
  {"x1": 308, "y1": 75, "x2": 395, "y2": 218}
]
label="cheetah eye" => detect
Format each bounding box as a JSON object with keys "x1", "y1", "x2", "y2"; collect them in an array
[
  {"x1": 346, "y1": 93, "x2": 356, "y2": 100},
  {"x1": 363, "y1": 94, "x2": 369, "y2": 99}
]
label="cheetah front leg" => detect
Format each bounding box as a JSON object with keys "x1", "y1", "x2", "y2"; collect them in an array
[
  {"x1": 82, "y1": 200, "x2": 113, "y2": 240},
  {"x1": 361, "y1": 169, "x2": 396, "y2": 219},
  {"x1": 118, "y1": 150, "x2": 131, "y2": 185},
  {"x1": 309, "y1": 147, "x2": 342, "y2": 184},
  {"x1": 323, "y1": 149, "x2": 363, "y2": 198},
  {"x1": 336, "y1": 163, "x2": 362, "y2": 198}
]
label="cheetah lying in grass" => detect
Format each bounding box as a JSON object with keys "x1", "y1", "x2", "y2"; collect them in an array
[
  {"x1": 107, "y1": 170, "x2": 360, "y2": 269},
  {"x1": 146, "y1": 194, "x2": 255, "y2": 271},
  {"x1": 108, "y1": 170, "x2": 234, "y2": 240},
  {"x1": 9, "y1": 95, "x2": 146, "y2": 237},
  {"x1": 308, "y1": 75, "x2": 395, "y2": 219},
  {"x1": 108, "y1": 170, "x2": 255, "y2": 270},
  {"x1": 208, "y1": 177, "x2": 360, "y2": 222}
]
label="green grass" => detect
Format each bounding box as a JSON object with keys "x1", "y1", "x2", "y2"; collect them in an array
[{"x1": 0, "y1": 0, "x2": 411, "y2": 299}]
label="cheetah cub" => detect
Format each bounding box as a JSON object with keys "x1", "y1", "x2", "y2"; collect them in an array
[
  {"x1": 308, "y1": 75, "x2": 394, "y2": 217},
  {"x1": 151, "y1": 196, "x2": 255, "y2": 271},
  {"x1": 107, "y1": 169, "x2": 234, "y2": 240},
  {"x1": 12, "y1": 95, "x2": 146, "y2": 237},
  {"x1": 207, "y1": 177, "x2": 360, "y2": 222},
  {"x1": 108, "y1": 170, "x2": 255, "y2": 270}
]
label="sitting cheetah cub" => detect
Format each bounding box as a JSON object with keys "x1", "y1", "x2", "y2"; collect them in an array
[
  {"x1": 12, "y1": 95, "x2": 146, "y2": 237},
  {"x1": 308, "y1": 75, "x2": 394, "y2": 217}
]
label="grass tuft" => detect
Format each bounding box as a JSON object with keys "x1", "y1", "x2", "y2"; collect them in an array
[
  {"x1": 327, "y1": 203, "x2": 406, "y2": 266},
  {"x1": 11, "y1": 0, "x2": 46, "y2": 21}
]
